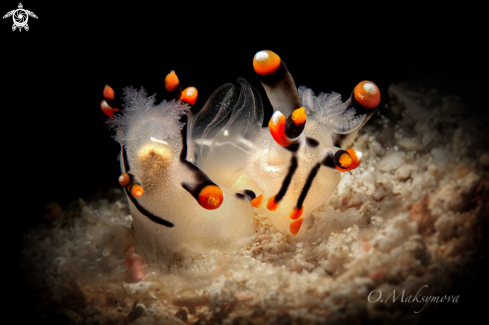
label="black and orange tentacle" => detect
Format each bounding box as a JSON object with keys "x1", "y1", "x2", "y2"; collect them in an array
[
  {"x1": 332, "y1": 80, "x2": 380, "y2": 148},
  {"x1": 266, "y1": 155, "x2": 299, "y2": 211},
  {"x1": 253, "y1": 50, "x2": 301, "y2": 117},
  {"x1": 179, "y1": 114, "x2": 223, "y2": 210}
]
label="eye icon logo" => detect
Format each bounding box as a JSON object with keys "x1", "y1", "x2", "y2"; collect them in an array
[{"x1": 3, "y1": 3, "x2": 37, "y2": 32}]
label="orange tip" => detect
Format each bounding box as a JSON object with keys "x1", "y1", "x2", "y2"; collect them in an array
[
  {"x1": 181, "y1": 87, "x2": 198, "y2": 105},
  {"x1": 289, "y1": 207, "x2": 304, "y2": 220},
  {"x1": 253, "y1": 50, "x2": 281, "y2": 76},
  {"x1": 119, "y1": 173, "x2": 131, "y2": 187},
  {"x1": 100, "y1": 100, "x2": 119, "y2": 117},
  {"x1": 130, "y1": 184, "x2": 144, "y2": 198},
  {"x1": 291, "y1": 107, "x2": 307, "y2": 126},
  {"x1": 266, "y1": 196, "x2": 279, "y2": 211},
  {"x1": 198, "y1": 185, "x2": 223, "y2": 210},
  {"x1": 354, "y1": 81, "x2": 380, "y2": 109},
  {"x1": 165, "y1": 70, "x2": 180, "y2": 93},
  {"x1": 251, "y1": 194, "x2": 263, "y2": 208},
  {"x1": 103, "y1": 85, "x2": 115, "y2": 100},
  {"x1": 290, "y1": 218, "x2": 304, "y2": 235},
  {"x1": 339, "y1": 153, "x2": 352, "y2": 168},
  {"x1": 341, "y1": 149, "x2": 363, "y2": 172},
  {"x1": 269, "y1": 111, "x2": 291, "y2": 147}
]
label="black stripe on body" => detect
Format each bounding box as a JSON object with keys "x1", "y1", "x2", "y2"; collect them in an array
[
  {"x1": 179, "y1": 114, "x2": 219, "y2": 200},
  {"x1": 235, "y1": 190, "x2": 257, "y2": 202},
  {"x1": 285, "y1": 141, "x2": 301, "y2": 152},
  {"x1": 123, "y1": 187, "x2": 174, "y2": 227},
  {"x1": 275, "y1": 155, "x2": 298, "y2": 203},
  {"x1": 121, "y1": 145, "x2": 130, "y2": 172},
  {"x1": 306, "y1": 137, "x2": 319, "y2": 147},
  {"x1": 322, "y1": 150, "x2": 336, "y2": 169},
  {"x1": 121, "y1": 146, "x2": 174, "y2": 227},
  {"x1": 179, "y1": 114, "x2": 189, "y2": 161},
  {"x1": 296, "y1": 163, "x2": 321, "y2": 208}
]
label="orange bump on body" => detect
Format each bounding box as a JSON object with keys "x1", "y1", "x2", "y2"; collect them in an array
[
  {"x1": 130, "y1": 184, "x2": 144, "y2": 198},
  {"x1": 198, "y1": 185, "x2": 224, "y2": 210},
  {"x1": 289, "y1": 207, "x2": 304, "y2": 220},
  {"x1": 290, "y1": 218, "x2": 304, "y2": 235},
  {"x1": 253, "y1": 50, "x2": 281, "y2": 76},
  {"x1": 338, "y1": 152, "x2": 352, "y2": 168},
  {"x1": 340, "y1": 149, "x2": 363, "y2": 172},
  {"x1": 291, "y1": 107, "x2": 307, "y2": 125},
  {"x1": 266, "y1": 196, "x2": 279, "y2": 211},
  {"x1": 165, "y1": 70, "x2": 180, "y2": 92},
  {"x1": 119, "y1": 173, "x2": 131, "y2": 187},
  {"x1": 251, "y1": 194, "x2": 263, "y2": 208},
  {"x1": 103, "y1": 85, "x2": 115, "y2": 100},
  {"x1": 354, "y1": 80, "x2": 380, "y2": 109},
  {"x1": 100, "y1": 100, "x2": 119, "y2": 117},
  {"x1": 269, "y1": 111, "x2": 291, "y2": 147},
  {"x1": 181, "y1": 87, "x2": 198, "y2": 105}
]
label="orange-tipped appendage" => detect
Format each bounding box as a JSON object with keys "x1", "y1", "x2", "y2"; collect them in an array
[
  {"x1": 289, "y1": 207, "x2": 304, "y2": 220},
  {"x1": 341, "y1": 149, "x2": 363, "y2": 172},
  {"x1": 269, "y1": 111, "x2": 291, "y2": 147},
  {"x1": 130, "y1": 184, "x2": 144, "y2": 198},
  {"x1": 354, "y1": 81, "x2": 380, "y2": 109},
  {"x1": 198, "y1": 185, "x2": 224, "y2": 210},
  {"x1": 266, "y1": 196, "x2": 279, "y2": 211},
  {"x1": 291, "y1": 107, "x2": 307, "y2": 126},
  {"x1": 181, "y1": 87, "x2": 198, "y2": 105},
  {"x1": 339, "y1": 151, "x2": 352, "y2": 168},
  {"x1": 251, "y1": 194, "x2": 263, "y2": 208},
  {"x1": 253, "y1": 50, "x2": 281, "y2": 76},
  {"x1": 290, "y1": 218, "x2": 304, "y2": 235},
  {"x1": 100, "y1": 100, "x2": 119, "y2": 117},
  {"x1": 119, "y1": 173, "x2": 131, "y2": 187},
  {"x1": 165, "y1": 70, "x2": 180, "y2": 92},
  {"x1": 103, "y1": 85, "x2": 115, "y2": 100}
]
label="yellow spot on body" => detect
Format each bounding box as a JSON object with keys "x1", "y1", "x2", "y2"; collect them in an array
[
  {"x1": 137, "y1": 144, "x2": 173, "y2": 165},
  {"x1": 136, "y1": 144, "x2": 173, "y2": 194}
]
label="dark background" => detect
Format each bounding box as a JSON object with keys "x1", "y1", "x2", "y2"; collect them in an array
[{"x1": 2, "y1": 1, "x2": 486, "y2": 323}]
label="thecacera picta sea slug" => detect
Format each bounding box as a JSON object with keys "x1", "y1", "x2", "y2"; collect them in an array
[{"x1": 101, "y1": 50, "x2": 380, "y2": 260}]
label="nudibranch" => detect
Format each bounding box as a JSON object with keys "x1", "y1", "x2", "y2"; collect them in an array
[{"x1": 102, "y1": 50, "x2": 380, "y2": 260}]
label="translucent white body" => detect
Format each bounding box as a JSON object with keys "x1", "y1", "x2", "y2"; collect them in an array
[
  {"x1": 246, "y1": 125, "x2": 341, "y2": 234},
  {"x1": 108, "y1": 81, "x2": 366, "y2": 259}
]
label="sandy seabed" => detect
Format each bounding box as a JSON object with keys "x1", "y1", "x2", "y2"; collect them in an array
[{"x1": 24, "y1": 82, "x2": 489, "y2": 324}]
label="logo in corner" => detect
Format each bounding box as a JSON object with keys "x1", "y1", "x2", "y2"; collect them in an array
[{"x1": 3, "y1": 3, "x2": 37, "y2": 32}]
